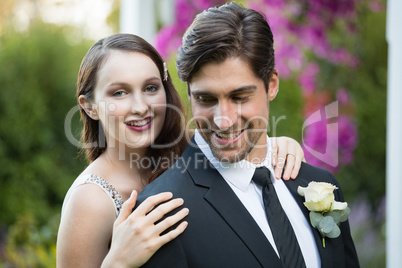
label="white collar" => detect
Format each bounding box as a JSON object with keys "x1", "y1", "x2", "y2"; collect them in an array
[{"x1": 194, "y1": 129, "x2": 274, "y2": 192}]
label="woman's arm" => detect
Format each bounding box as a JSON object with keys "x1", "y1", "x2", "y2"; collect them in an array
[
  {"x1": 57, "y1": 184, "x2": 117, "y2": 268},
  {"x1": 271, "y1": 136, "x2": 305, "y2": 180}
]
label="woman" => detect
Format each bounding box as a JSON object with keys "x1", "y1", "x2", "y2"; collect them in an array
[{"x1": 57, "y1": 33, "x2": 305, "y2": 267}]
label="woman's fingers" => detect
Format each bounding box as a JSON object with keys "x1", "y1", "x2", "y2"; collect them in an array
[
  {"x1": 115, "y1": 190, "x2": 137, "y2": 226},
  {"x1": 282, "y1": 151, "x2": 296, "y2": 180},
  {"x1": 273, "y1": 136, "x2": 304, "y2": 180},
  {"x1": 133, "y1": 192, "x2": 174, "y2": 216},
  {"x1": 129, "y1": 193, "x2": 187, "y2": 234},
  {"x1": 145, "y1": 197, "x2": 185, "y2": 224},
  {"x1": 290, "y1": 149, "x2": 304, "y2": 179},
  {"x1": 154, "y1": 207, "x2": 189, "y2": 233},
  {"x1": 158, "y1": 220, "x2": 189, "y2": 246},
  {"x1": 271, "y1": 137, "x2": 278, "y2": 166}
]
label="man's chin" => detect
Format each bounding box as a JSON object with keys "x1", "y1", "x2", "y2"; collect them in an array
[{"x1": 210, "y1": 148, "x2": 250, "y2": 163}]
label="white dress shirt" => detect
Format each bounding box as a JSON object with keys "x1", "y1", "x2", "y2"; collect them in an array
[{"x1": 195, "y1": 130, "x2": 321, "y2": 268}]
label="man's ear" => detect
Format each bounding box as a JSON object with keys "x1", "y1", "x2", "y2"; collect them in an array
[
  {"x1": 267, "y1": 69, "x2": 279, "y2": 101},
  {"x1": 78, "y1": 95, "x2": 99, "y2": 120}
]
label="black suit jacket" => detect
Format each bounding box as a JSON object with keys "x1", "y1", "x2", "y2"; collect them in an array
[{"x1": 137, "y1": 138, "x2": 360, "y2": 268}]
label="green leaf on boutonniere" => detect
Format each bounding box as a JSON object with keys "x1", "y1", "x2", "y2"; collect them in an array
[
  {"x1": 326, "y1": 223, "x2": 341, "y2": 239},
  {"x1": 309, "y1": 212, "x2": 324, "y2": 228},
  {"x1": 326, "y1": 211, "x2": 341, "y2": 224},
  {"x1": 318, "y1": 216, "x2": 341, "y2": 238},
  {"x1": 338, "y1": 207, "x2": 351, "y2": 222},
  {"x1": 318, "y1": 216, "x2": 336, "y2": 234}
]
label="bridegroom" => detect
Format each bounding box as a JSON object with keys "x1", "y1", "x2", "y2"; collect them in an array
[{"x1": 137, "y1": 2, "x2": 360, "y2": 267}]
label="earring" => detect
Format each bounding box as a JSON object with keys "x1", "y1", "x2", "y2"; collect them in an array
[{"x1": 163, "y1": 62, "x2": 168, "y2": 81}]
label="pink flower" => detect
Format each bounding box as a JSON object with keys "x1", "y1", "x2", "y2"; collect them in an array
[
  {"x1": 336, "y1": 88, "x2": 349, "y2": 105},
  {"x1": 303, "y1": 114, "x2": 357, "y2": 172},
  {"x1": 299, "y1": 63, "x2": 320, "y2": 95}
]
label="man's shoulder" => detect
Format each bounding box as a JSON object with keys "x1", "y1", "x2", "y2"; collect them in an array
[
  {"x1": 297, "y1": 162, "x2": 338, "y2": 185},
  {"x1": 138, "y1": 163, "x2": 190, "y2": 199}
]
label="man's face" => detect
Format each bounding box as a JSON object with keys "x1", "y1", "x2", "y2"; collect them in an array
[{"x1": 188, "y1": 57, "x2": 279, "y2": 163}]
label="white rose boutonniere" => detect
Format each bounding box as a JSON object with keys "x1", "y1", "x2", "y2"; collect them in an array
[{"x1": 297, "y1": 181, "x2": 351, "y2": 248}]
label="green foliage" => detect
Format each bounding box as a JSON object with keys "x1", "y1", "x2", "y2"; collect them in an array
[
  {"x1": 0, "y1": 21, "x2": 88, "y2": 227},
  {"x1": 2, "y1": 213, "x2": 59, "y2": 267},
  {"x1": 268, "y1": 78, "x2": 304, "y2": 139},
  {"x1": 334, "y1": 8, "x2": 387, "y2": 206}
]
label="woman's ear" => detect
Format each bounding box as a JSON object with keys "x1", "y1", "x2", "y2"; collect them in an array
[
  {"x1": 268, "y1": 69, "x2": 279, "y2": 101},
  {"x1": 78, "y1": 95, "x2": 99, "y2": 120}
]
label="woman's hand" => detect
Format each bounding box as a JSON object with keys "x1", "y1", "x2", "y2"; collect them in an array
[
  {"x1": 102, "y1": 191, "x2": 189, "y2": 268},
  {"x1": 271, "y1": 136, "x2": 306, "y2": 180}
]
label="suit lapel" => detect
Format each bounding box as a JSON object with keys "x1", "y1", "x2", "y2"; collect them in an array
[
  {"x1": 283, "y1": 168, "x2": 332, "y2": 267},
  {"x1": 183, "y1": 139, "x2": 282, "y2": 267}
]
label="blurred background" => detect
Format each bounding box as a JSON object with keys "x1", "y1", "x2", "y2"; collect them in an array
[{"x1": 0, "y1": 0, "x2": 386, "y2": 267}]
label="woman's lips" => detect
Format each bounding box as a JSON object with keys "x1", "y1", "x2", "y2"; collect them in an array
[{"x1": 125, "y1": 117, "x2": 153, "y2": 132}]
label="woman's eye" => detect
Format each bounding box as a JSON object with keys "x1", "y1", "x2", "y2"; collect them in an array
[
  {"x1": 112, "y1": 91, "x2": 127, "y2": 97},
  {"x1": 145, "y1": 85, "x2": 158, "y2": 92}
]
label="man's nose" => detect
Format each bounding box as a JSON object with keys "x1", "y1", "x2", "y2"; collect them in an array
[{"x1": 213, "y1": 101, "x2": 239, "y2": 130}]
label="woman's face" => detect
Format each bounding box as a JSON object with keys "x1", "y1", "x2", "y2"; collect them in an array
[{"x1": 92, "y1": 51, "x2": 167, "y2": 152}]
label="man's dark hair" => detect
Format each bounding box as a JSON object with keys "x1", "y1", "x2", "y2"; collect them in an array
[{"x1": 176, "y1": 2, "x2": 275, "y2": 91}]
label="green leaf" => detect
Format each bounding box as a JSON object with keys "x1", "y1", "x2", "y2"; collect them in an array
[
  {"x1": 338, "y1": 207, "x2": 351, "y2": 222},
  {"x1": 310, "y1": 212, "x2": 324, "y2": 228},
  {"x1": 318, "y1": 216, "x2": 336, "y2": 235},
  {"x1": 326, "y1": 223, "x2": 341, "y2": 238},
  {"x1": 325, "y1": 211, "x2": 341, "y2": 224}
]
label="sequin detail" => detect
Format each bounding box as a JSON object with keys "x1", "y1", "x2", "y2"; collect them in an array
[{"x1": 85, "y1": 174, "x2": 123, "y2": 216}]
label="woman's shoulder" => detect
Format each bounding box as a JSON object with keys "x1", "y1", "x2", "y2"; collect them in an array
[
  {"x1": 57, "y1": 174, "x2": 118, "y2": 266},
  {"x1": 61, "y1": 172, "x2": 123, "y2": 219}
]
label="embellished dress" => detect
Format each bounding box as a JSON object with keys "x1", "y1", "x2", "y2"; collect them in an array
[{"x1": 61, "y1": 174, "x2": 124, "y2": 217}]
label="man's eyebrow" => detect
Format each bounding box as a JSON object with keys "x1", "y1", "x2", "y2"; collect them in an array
[
  {"x1": 191, "y1": 85, "x2": 257, "y2": 95},
  {"x1": 190, "y1": 91, "x2": 214, "y2": 96},
  {"x1": 229, "y1": 85, "x2": 257, "y2": 95}
]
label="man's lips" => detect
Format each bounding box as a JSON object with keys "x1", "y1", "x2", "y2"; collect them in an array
[
  {"x1": 213, "y1": 129, "x2": 245, "y2": 139},
  {"x1": 212, "y1": 129, "x2": 246, "y2": 145}
]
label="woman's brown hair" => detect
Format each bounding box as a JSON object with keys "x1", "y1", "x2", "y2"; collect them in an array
[{"x1": 77, "y1": 33, "x2": 188, "y2": 182}]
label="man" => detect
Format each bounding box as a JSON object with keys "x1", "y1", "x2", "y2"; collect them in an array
[{"x1": 138, "y1": 2, "x2": 359, "y2": 267}]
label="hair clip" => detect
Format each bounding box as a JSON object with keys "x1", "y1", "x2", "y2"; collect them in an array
[{"x1": 163, "y1": 62, "x2": 168, "y2": 81}]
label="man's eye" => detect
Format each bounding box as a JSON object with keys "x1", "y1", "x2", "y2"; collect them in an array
[
  {"x1": 195, "y1": 96, "x2": 215, "y2": 104},
  {"x1": 232, "y1": 96, "x2": 250, "y2": 103},
  {"x1": 113, "y1": 91, "x2": 127, "y2": 97},
  {"x1": 145, "y1": 85, "x2": 158, "y2": 92}
]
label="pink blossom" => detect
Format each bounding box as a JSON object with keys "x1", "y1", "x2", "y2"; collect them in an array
[
  {"x1": 298, "y1": 63, "x2": 319, "y2": 95},
  {"x1": 303, "y1": 114, "x2": 357, "y2": 172},
  {"x1": 336, "y1": 88, "x2": 349, "y2": 105},
  {"x1": 155, "y1": 25, "x2": 181, "y2": 59},
  {"x1": 369, "y1": 1, "x2": 384, "y2": 12}
]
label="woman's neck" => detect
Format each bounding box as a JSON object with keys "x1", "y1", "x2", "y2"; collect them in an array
[{"x1": 90, "y1": 146, "x2": 151, "y2": 195}]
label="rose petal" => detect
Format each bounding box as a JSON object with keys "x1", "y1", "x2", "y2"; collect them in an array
[
  {"x1": 333, "y1": 201, "x2": 348, "y2": 210},
  {"x1": 297, "y1": 186, "x2": 307, "y2": 196},
  {"x1": 304, "y1": 193, "x2": 335, "y2": 212},
  {"x1": 320, "y1": 186, "x2": 336, "y2": 196},
  {"x1": 303, "y1": 188, "x2": 320, "y2": 202}
]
